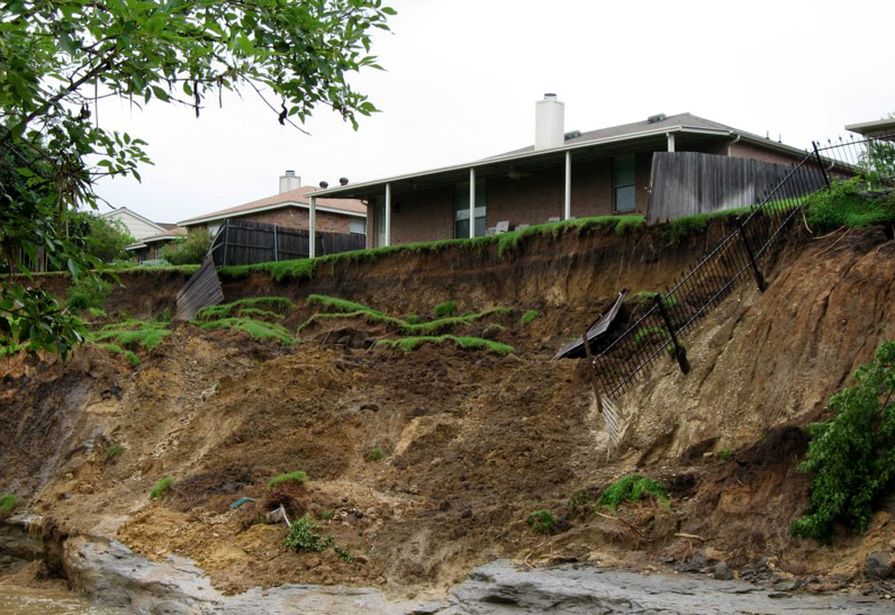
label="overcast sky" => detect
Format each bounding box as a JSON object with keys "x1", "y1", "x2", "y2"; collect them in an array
[{"x1": 94, "y1": 0, "x2": 894, "y2": 224}]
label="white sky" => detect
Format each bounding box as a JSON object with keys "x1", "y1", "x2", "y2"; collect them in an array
[{"x1": 94, "y1": 0, "x2": 894, "y2": 225}]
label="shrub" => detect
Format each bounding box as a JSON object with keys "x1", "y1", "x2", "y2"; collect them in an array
[
  {"x1": 521, "y1": 309, "x2": 539, "y2": 325},
  {"x1": 161, "y1": 231, "x2": 211, "y2": 265},
  {"x1": 283, "y1": 515, "x2": 334, "y2": 552},
  {"x1": 526, "y1": 509, "x2": 558, "y2": 534},
  {"x1": 150, "y1": 476, "x2": 174, "y2": 500},
  {"x1": 804, "y1": 178, "x2": 895, "y2": 230},
  {"x1": 67, "y1": 275, "x2": 111, "y2": 312},
  {"x1": 268, "y1": 470, "x2": 308, "y2": 488},
  {"x1": 335, "y1": 545, "x2": 355, "y2": 563},
  {"x1": 791, "y1": 341, "x2": 895, "y2": 542},
  {"x1": 69, "y1": 212, "x2": 135, "y2": 263},
  {"x1": 716, "y1": 448, "x2": 733, "y2": 461},
  {"x1": 0, "y1": 494, "x2": 17, "y2": 517},
  {"x1": 365, "y1": 446, "x2": 384, "y2": 462},
  {"x1": 106, "y1": 444, "x2": 125, "y2": 462},
  {"x1": 598, "y1": 474, "x2": 670, "y2": 510},
  {"x1": 433, "y1": 300, "x2": 457, "y2": 318}
]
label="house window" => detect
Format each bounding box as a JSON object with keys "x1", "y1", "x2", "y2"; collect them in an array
[
  {"x1": 454, "y1": 179, "x2": 487, "y2": 238},
  {"x1": 350, "y1": 219, "x2": 366, "y2": 235},
  {"x1": 613, "y1": 155, "x2": 636, "y2": 213}
]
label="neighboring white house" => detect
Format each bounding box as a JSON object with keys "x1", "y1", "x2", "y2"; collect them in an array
[{"x1": 101, "y1": 207, "x2": 171, "y2": 241}]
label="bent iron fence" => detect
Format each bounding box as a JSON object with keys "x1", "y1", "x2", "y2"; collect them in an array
[{"x1": 591, "y1": 133, "x2": 895, "y2": 399}]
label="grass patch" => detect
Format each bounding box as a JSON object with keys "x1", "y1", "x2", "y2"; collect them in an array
[
  {"x1": 526, "y1": 509, "x2": 558, "y2": 534},
  {"x1": 195, "y1": 296, "x2": 294, "y2": 321},
  {"x1": 67, "y1": 275, "x2": 111, "y2": 312},
  {"x1": 633, "y1": 290, "x2": 678, "y2": 308},
  {"x1": 0, "y1": 494, "x2": 17, "y2": 517},
  {"x1": 105, "y1": 444, "x2": 125, "y2": 462},
  {"x1": 306, "y1": 294, "x2": 383, "y2": 316},
  {"x1": 365, "y1": 446, "x2": 385, "y2": 462},
  {"x1": 89, "y1": 319, "x2": 171, "y2": 352},
  {"x1": 334, "y1": 545, "x2": 355, "y2": 563},
  {"x1": 804, "y1": 178, "x2": 895, "y2": 230},
  {"x1": 283, "y1": 515, "x2": 334, "y2": 552},
  {"x1": 598, "y1": 474, "x2": 670, "y2": 510},
  {"x1": 520, "y1": 309, "x2": 539, "y2": 325},
  {"x1": 716, "y1": 448, "x2": 733, "y2": 462},
  {"x1": 197, "y1": 317, "x2": 295, "y2": 345},
  {"x1": 90, "y1": 342, "x2": 140, "y2": 366},
  {"x1": 150, "y1": 477, "x2": 174, "y2": 500},
  {"x1": 375, "y1": 335, "x2": 514, "y2": 356},
  {"x1": 791, "y1": 341, "x2": 895, "y2": 542},
  {"x1": 433, "y1": 300, "x2": 457, "y2": 318},
  {"x1": 268, "y1": 470, "x2": 308, "y2": 489}
]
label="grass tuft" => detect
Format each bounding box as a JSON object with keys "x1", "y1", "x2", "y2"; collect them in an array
[
  {"x1": 526, "y1": 509, "x2": 558, "y2": 534},
  {"x1": 105, "y1": 444, "x2": 125, "y2": 462},
  {"x1": 150, "y1": 477, "x2": 174, "y2": 500},
  {"x1": 598, "y1": 474, "x2": 670, "y2": 510},
  {"x1": 197, "y1": 317, "x2": 295, "y2": 345},
  {"x1": 0, "y1": 494, "x2": 17, "y2": 517},
  {"x1": 804, "y1": 178, "x2": 895, "y2": 230},
  {"x1": 375, "y1": 335, "x2": 514, "y2": 356},
  {"x1": 520, "y1": 309, "x2": 539, "y2": 325},
  {"x1": 283, "y1": 515, "x2": 334, "y2": 552},
  {"x1": 365, "y1": 446, "x2": 385, "y2": 462},
  {"x1": 433, "y1": 301, "x2": 457, "y2": 318},
  {"x1": 268, "y1": 470, "x2": 308, "y2": 488},
  {"x1": 195, "y1": 296, "x2": 294, "y2": 321}
]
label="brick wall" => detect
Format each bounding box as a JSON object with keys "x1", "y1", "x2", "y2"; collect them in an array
[
  {"x1": 729, "y1": 141, "x2": 804, "y2": 166},
  {"x1": 189, "y1": 206, "x2": 362, "y2": 235}
]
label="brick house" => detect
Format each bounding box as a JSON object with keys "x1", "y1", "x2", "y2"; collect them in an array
[
  {"x1": 125, "y1": 226, "x2": 187, "y2": 262},
  {"x1": 178, "y1": 171, "x2": 367, "y2": 239},
  {"x1": 308, "y1": 95, "x2": 810, "y2": 250}
]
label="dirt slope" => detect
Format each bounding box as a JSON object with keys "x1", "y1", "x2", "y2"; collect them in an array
[{"x1": 2, "y1": 224, "x2": 894, "y2": 598}]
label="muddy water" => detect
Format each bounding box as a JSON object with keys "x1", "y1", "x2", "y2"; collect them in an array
[{"x1": 0, "y1": 586, "x2": 124, "y2": 614}]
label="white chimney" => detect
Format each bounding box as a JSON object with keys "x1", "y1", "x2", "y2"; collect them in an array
[
  {"x1": 535, "y1": 93, "x2": 564, "y2": 150},
  {"x1": 279, "y1": 170, "x2": 301, "y2": 193}
]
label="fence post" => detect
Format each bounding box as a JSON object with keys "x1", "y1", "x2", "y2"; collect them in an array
[
  {"x1": 272, "y1": 224, "x2": 278, "y2": 262},
  {"x1": 221, "y1": 219, "x2": 229, "y2": 267},
  {"x1": 581, "y1": 328, "x2": 604, "y2": 415},
  {"x1": 654, "y1": 294, "x2": 690, "y2": 374},
  {"x1": 737, "y1": 221, "x2": 767, "y2": 292},
  {"x1": 812, "y1": 141, "x2": 832, "y2": 189}
]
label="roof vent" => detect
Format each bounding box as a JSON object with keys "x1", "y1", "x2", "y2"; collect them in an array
[
  {"x1": 319, "y1": 180, "x2": 329, "y2": 189},
  {"x1": 647, "y1": 113, "x2": 667, "y2": 124},
  {"x1": 564, "y1": 130, "x2": 581, "y2": 140},
  {"x1": 339, "y1": 177, "x2": 349, "y2": 186}
]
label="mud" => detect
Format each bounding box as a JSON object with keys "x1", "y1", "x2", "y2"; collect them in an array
[{"x1": 3, "y1": 224, "x2": 895, "y2": 607}]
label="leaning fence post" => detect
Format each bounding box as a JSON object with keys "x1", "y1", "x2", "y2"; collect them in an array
[
  {"x1": 221, "y1": 219, "x2": 229, "y2": 267},
  {"x1": 737, "y1": 221, "x2": 767, "y2": 292},
  {"x1": 581, "y1": 329, "x2": 604, "y2": 415},
  {"x1": 812, "y1": 141, "x2": 832, "y2": 190},
  {"x1": 654, "y1": 294, "x2": 690, "y2": 374},
  {"x1": 273, "y1": 224, "x2": 279, "y2": 262}
]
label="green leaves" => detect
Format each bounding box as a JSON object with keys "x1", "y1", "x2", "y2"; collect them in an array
[{"x1": 791, "y1": 341, "x2": 895, "y2": 542}]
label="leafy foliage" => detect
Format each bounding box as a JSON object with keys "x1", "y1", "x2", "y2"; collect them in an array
[
  {"x1": 283, "y1": 515, "x2": 334, "y2": 552},
  {"x1": 598, "y1": 474, "x2": 670, "y2": 510},
  {"x1": 526, "y1": 509, "x2": 558, "y2": 534},
  {"x1": 804, "y1": 178, "x2": 895, "y2": 230},
  {"x1": 791, "y1": 341, "x2": 895, "y2": 542},
  {"x1": 70, "y1": 212, "x2": 135, "y2": 263},
  {"x1": 268, "y1": 470, "x2": 308, "y2": 489},
  {"x1": 1, "y1": 0, "x2": 395, "y2": 357},
  {"x1": 433, "y1": 301, "x2": 457, "y2": 318},
  {"x1": 106, "y1": 444, "x2": 125, "y2": 463},
  {"x1": 161, "y1": 231, "x2": 211, "y2": 266},
  {"x1": 0, "y1": 494, "x2": 17, "y2": 517},
  {"x1": 150, "y1": 477, "x2": 174, "y2": 500},
  {"x1": 66, "y1": 275, "x2": 111, "y2": 312}
]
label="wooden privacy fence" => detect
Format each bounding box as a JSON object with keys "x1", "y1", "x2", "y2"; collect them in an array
[
  {"x1": 209, "y1": 218, "x2": 367, "y2": 267},
  {"x1": 648, "y1": 151, "x2": 825, "y2": 223}
]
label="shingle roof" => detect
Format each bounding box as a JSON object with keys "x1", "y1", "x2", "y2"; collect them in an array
[
  {"x1": 125, "y1": 227, "x2": 187, "y2": 250},
  {"x1": 178, "y1": 186, "x2": 366, "y2": 226}
]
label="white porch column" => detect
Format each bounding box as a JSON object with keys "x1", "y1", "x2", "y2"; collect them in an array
[
  {"x1": 667, "y1": 132, "x2": 676, "y2": 152},
  {"x1": 384, "y1": 182, "x2": 392, "y2": 247},
  {"x1": 308, "y1": 196, "x2": 317, "y2": 259},
  {"x1": 468, "y1": 168, "x2": 476, "y2": 238},
  {"x1": 564, "y1": 150, "x2": 572, "y2": 220}
]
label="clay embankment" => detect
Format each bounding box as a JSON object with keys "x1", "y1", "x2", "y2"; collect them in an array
[{"x1": 2, "y1": 222, "x2": 894, "y2": 602}]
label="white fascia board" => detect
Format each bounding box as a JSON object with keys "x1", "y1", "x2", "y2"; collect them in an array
[
  {"x1": 309, "y1": 126, "x2": 736, "y2": 198},
  {"x1": 178, "y1": 202, "x2": 366, "y2": 226},
  {"x1": 125, "y1": 243, "x2": 148, "y2": 251},
  {"x1": 102, "y1": 207, "x2": 166, "y2": 232}
]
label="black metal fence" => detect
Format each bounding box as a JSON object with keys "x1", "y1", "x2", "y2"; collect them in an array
[
  {"x1": 209, "y1": 218, "x2": 367, "y2": 267},
  {"x1": 592, "y1": 132, "x2": 895, "y2": 398}
]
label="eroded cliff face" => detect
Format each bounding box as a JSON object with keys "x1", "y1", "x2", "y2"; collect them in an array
[{"x1": 1, "y1": 224, "x2": 893, "y2": 598}]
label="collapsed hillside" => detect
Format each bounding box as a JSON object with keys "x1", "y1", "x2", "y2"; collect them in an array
[{"x1": 2, "y1": 221, "x2": 895, "y2": 600}]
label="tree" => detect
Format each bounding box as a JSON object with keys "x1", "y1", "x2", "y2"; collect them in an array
[
  {"x1": 70, "y1": 212, "x2": 136, "y2": 263},
  {"x1": 0, "y1": 0, "x2": 395, "y2": 356}
]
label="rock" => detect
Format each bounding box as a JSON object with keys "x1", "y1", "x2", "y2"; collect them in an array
[
  {"x1": 705, "y1": 546, "x2": 728, "y2": 562},
  {"x1": 865, "y1": 551, "x2": 893, "y2": 579},
  {"x1": 712, "y1": 562, "x2": 733, "y2": 580}
]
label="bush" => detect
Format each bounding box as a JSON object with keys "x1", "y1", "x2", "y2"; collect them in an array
[
  {"x1": 283, "y1": 515, "x2": 334, "y2": 552},
  {"x1": 804, "y1": 178, "x2": 895, "y2": 230},
  {"x1": 268, "y1": 470, "x2": 308, "y2": 488},
  {"x1": 161, "y1": 231, "x2": 211, "y2": 265},
  {"x1": 791, "y1": 341, "x2": 895, "y2": 542},
  {"x1": 69, "y1": 212, "x2": 135, "y2": 263},
  {"x1": 150, "y1": 476, "x2": 174, "y2": 500},
  {"x1": 526, "y1": 509, "x2": 558, "y2": 534},
  {"x1": 598, "y1": 474, "x2": 670, "y2": 510},
  {"x1": 67, "y1": 275, "x2": 111, "y2": 312},
  {"x1": 433, "y1": 300, "x2": 457, "y2": 318},
  {"x1": 0, "y1": 494, "x2": 17, "y2": 517}
]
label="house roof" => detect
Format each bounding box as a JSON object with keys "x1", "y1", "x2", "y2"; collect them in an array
[
  {"x1": 310, "y1": 112, "x2": 809, "y2": 200},
  {"x1": 845, "y1": 118, "x2": 895, "y2": 142},
  {"x1": 125, "y1": 227, "x2": 187, "y2": 251},
  {"x1": 100, "y1": 206, "x2": 166, "y2": 233},
  {"x1": 178, "y1": 186, "x2": 366, "y2": 227}
]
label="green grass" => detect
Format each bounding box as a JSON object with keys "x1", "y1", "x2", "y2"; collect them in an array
[
  {"x1": 520, "y1": 309, "x2": 539, "y2": 325},
  {"x1": 89, "y1": 319, "x2": 171, "y2": 352},
  {"x1": 633, "y1": 325, "x2": 669, "y2": 345},
  {"x1": 375, "y1": 335, "x2": 514, "y2": 356},
  {"x1": 716, "y1": 448, "x2": 733, "y2": 462},
  {"x1": 195, "y1": 296, "x2": 294, "y2": 321},
  {"x1": 90, "y1": 342, "x2": 140, "y2": 366},
  {"x1": 0, "y1": 494, "x2": 17, "y2": 517},
  {"x1": 334, "y1": 545, "x2": 355, "y2": 563},
  {"x1": 526, "y1": 509, "x2": 558, "y2": 534},
  {"x1": 283, "y1": 515, "x2": 334, "y2": 552},
  {"x1": 306, "y1": 294, "x2": 384, "y2": 316},
  {"x1": 66, "y1": 275, "x2": 111, "y2": 312},
  {"x1": 197, "y1": 317, "x2": 295, "y2": 345},
  {"x1": 150, "y1": 477, "x2": 174, "y2": 500},
  {"x1": 106, "y1": 444, "x2": 125, "y2": 462},
  {"x1": 433, "y1": 300, "x2": 457, "y2": 318},
  {"x1": 633, "y1": 290, "x2": 678, "y2": 308},
  {"x1": 268, "y1": 470, "x2": 308, "y2": 488},
  {"x1": 598, "y1": 474, "x2": 670, "y2": 511},
  {"x1": 804, "y1": 178, "x2": 895, "y2": 230},
  {"x1": 365, "y1": 446, "x2": 385, "y2": 462}
]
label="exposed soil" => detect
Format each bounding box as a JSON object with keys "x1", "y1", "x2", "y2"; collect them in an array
[{"x1": 3, "y1": 223, "x2": 895, "y2": 601}]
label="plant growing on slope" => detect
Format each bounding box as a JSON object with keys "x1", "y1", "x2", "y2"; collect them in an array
[
  {"x1": 0, "y1": 494, "x2": 17, "y2": 518},
  {"x1": 268, "y1": 471, "x2": 308, "y2": 488},
  {"x1": 283, "y1": 515, "x2": 334, "y2": 552},
  {"x1": 520, "y1": 309, "x2": 539, "y2": 325},
  {"x1": 365, "y1": 446, "x2": 385, "y2": 462},
  {"x1": 526, "y1": 509, "x2": 558, "y2": 534},
  {"x1": 150, "y1": 477, "x2": 174, "y2": 500},
  {"x1": 598, "y1": 474, "x2": 670, "y2": 511},
  {"x1": 433, "y1": 301, "x2": 458, "y2": 318},
  {"x1": 791, "y1": 341, "x2": 895, "y2": 542},
  {"x1": 374, "y1": 335, "x2": 514, "y2": 356},
  {"x1": 804, "y1": 178, "x2": 895, "y2": 230}
]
